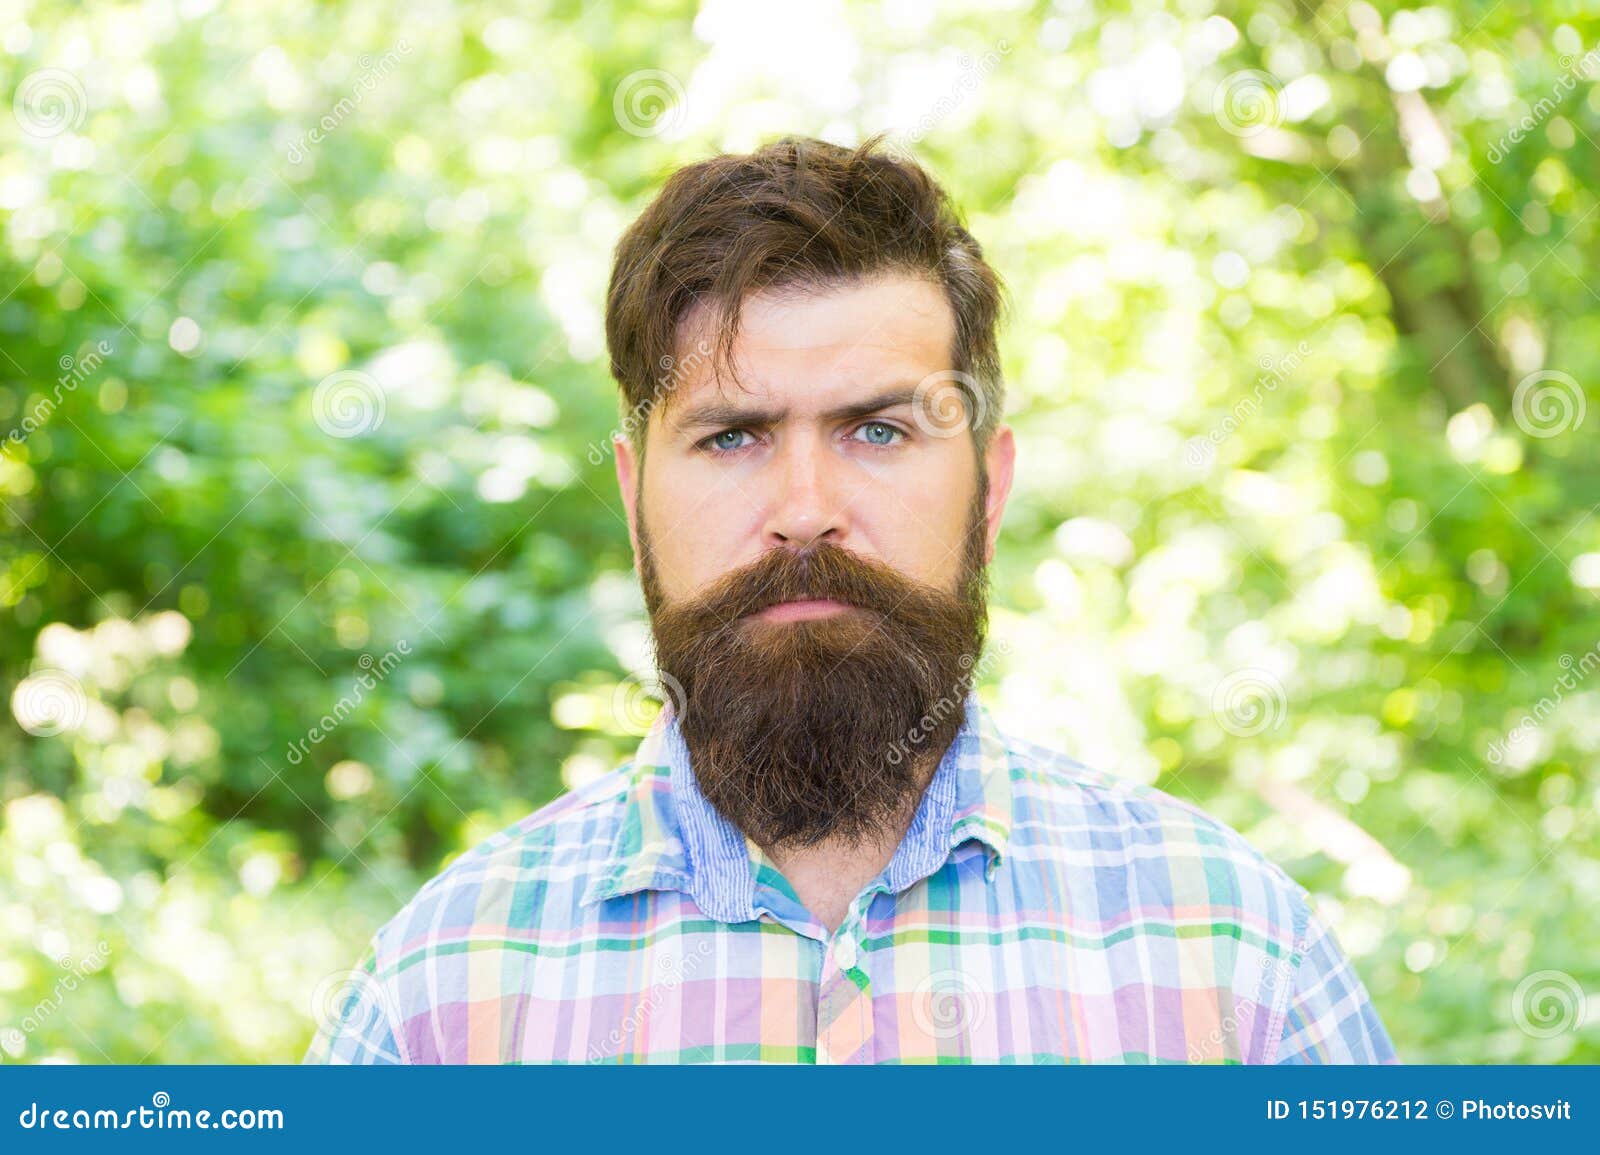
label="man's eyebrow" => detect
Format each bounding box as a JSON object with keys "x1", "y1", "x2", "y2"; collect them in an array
[
  {"x1": 670, "y1": 384, "x2": 922, "y2": 436},
  {"x1": 825, "y1": 385, "x2": 920, "y2": 423}
]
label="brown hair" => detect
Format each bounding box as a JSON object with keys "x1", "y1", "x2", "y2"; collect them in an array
[{"x1": 604, "y1": 133, "x2": 1007, "y2": 455}]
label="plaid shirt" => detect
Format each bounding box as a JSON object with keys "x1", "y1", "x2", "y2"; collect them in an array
[{"x1": 305, "y1": 692, "x2": 1397, "y2": 1064}]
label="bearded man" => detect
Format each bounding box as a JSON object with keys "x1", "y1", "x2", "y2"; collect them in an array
[{"x1": 307, "y1": 136, "x2": 1396, "y2": 1065}]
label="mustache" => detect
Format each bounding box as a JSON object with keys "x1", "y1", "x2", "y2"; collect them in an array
[{"x1": 674, "y1": 542, "x2": 935, "y2": 625}]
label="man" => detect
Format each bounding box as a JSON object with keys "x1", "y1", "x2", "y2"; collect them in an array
[{"x1": 306, "y1": 136, "x2": 1396, "y2": 1064}]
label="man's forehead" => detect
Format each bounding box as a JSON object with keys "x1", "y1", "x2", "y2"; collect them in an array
[
  {"x1": 662, "y1": 276, "x2": 955, "y2": 420},
  {"x1": 681, "y1": 275, "x2": 953, "y2": 354}
]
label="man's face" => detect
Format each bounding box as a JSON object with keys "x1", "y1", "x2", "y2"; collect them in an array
[
  {"x1": 619, "y1": 274, "x2": 1012, "y2": 610},
  {"x1": 614, "y1": 273, "x2": 1015, "y2": 847}
]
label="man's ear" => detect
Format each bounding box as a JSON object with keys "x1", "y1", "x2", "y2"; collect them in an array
[
  {"x1": 980, "y1": 424, "x2": 1016, "y2": 566},
  {"x1": 613, "y1": 433, "x2": 643, "y2": 571}
]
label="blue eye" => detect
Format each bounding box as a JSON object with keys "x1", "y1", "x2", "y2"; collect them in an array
[
  {"x1": 853, "y1": 421, "x2": 903, "y2": 446},
  {"x1": 706, "y1": 429, "x2": 752, "y2": 452}
]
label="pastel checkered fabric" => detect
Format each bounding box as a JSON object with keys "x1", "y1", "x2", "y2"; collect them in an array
[{"x1": 305, "y1": 692, "x2": 1397, "y2": 1064}]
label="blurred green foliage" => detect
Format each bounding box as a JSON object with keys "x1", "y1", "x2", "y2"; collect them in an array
[{"x1": 2, "y1": 0, "x2": 1597, "y2": 1063}]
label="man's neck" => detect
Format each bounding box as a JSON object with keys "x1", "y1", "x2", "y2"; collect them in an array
[{"x1": 757, "y1": 753, "x2": 940, "y2": 935}]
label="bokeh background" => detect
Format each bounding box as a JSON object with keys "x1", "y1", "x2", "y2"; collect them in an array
[{"x1": 3, "y1": 0, "x2": 1598, "y2": 1064}]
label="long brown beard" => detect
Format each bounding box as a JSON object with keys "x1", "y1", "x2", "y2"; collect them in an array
[{"x1": 639, "y1": 482, "x2": 990, "y2": 850}]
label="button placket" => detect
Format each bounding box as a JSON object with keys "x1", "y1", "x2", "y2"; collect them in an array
[{"x1": 816, "y1": 918, "x2": 872, "y2": 1064}]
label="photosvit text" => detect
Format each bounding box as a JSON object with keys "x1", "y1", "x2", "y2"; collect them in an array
[{"x1": 1265, "y1": 1098, "x2": 1573, "y2": 1122}]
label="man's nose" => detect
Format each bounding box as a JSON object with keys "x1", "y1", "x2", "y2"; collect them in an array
[{"x1": 761, "y1": 436, "x2": 849, "y2": 549}]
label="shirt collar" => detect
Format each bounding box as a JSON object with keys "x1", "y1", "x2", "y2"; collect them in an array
[{"x1": 580, "y1": 690, "x2": 1014, "y2": 920}]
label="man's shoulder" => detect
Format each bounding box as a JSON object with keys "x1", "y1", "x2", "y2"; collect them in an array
[
  {"x1": 367, "y1": 758, "x2": 658, "y2": 956},
  {"x1": 438, "y1": 759, "x2": 650, "y2": 877},
  {"x1": 997, "y1": 725, "x2": 1313, "y2": 927}
]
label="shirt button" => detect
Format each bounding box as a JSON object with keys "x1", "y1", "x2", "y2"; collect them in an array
[{"x1": 834, "y1": 937, "x2": 857, "y2": 971}]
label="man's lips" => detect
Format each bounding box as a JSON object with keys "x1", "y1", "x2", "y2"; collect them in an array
[{"x1": 752, "y1": 597, "x2": 852, "y2": 622}]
